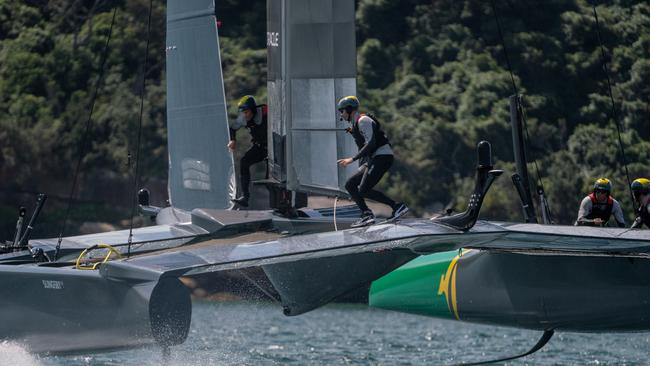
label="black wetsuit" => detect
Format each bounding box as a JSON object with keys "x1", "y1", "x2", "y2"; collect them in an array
[
  {"x1": 344, "y1": 114, "x2": 396, "y2": 213},
  {"x1": 230, "y1": 105, "x2": 268, "y2": 198}
]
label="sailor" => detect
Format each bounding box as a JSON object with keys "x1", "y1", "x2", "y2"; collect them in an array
[
  {"x1": 336, "y1": 96, "x2": 408, "y2": 227},
  {"x1": 631, "y1": 178, "x2": 650, "y2": 229},
  {"x1": 575, "y1": 178, "x2": 625, "y2": 227},
  {"x1": 228, "y1": 95, "x2": 268, "y2": 207}
]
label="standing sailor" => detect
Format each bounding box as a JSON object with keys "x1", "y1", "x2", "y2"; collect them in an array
[
  {"x1": 631, "y1": 178, "x2": 650, "y2": 229},
  {"x1": 336, "y1": 96, "x2": 408, "y2": 227},
  {"x1": 228, "y1": 95, "x2": 268, "y2": 207},
  {"x1": 575, "y1": 178, "x2": 625, "y2": 227}
]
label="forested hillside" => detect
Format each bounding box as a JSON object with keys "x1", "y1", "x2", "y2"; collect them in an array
[{"x1": 0, "y1": 0, "x2": 648, "y2": 239}]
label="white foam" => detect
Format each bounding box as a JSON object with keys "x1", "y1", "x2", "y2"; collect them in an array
[{"x1": 0, "y1": 341, "x2": 40, "y2": 366}]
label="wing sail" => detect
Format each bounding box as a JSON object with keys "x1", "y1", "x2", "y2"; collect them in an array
[
  {"x1": 166, "y1": 0, "x2": 236, "y2": 210},
  {"x1": 267, "y1": 0, "x2": 358, "y2": 196}
]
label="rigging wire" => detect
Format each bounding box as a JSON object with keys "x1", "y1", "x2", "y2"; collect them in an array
[
  {"x1": 488, "y1": 0, "x2": 553, "y2": 222},
  {"x1": 489, "y1": 0, "x2": 518, "y2": 96},
  {"x1": 520, "y1": 99, "x2": 555, "y2": 222},
  {"x1": 591, "y1": 5, "x2": 636, "y2": 212},
  {"x1": 54, "y1": 7, "x2": 118, "y2": 261},
  {"x1": 127, "y1": 0, "x2": 154, "y2": 258}
]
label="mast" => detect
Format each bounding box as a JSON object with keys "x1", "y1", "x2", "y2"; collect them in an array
[
  {"x1": 509, "y1": 95, "x2": 538, "y2": 223},
  {"x1": 267, "y1": 0, "x2": 358, "y2": 198}
]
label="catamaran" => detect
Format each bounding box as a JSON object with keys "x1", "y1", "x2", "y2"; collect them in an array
[{"x1": 1, "y1": 2, "x2": 650, "y2": 364}]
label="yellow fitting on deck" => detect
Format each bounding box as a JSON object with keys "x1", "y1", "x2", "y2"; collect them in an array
[{"x1": 75, "y1": 243, "x2": 121, "y2": 270}]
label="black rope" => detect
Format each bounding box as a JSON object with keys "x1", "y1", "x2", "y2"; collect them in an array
[
  {"x1": 592, "y1": 5, "x2": 636, "y2": 212},
  {"x1": 54, "y1": 7, "x2": 118, "y2": 261},
  {"x1": 489, "y1": 0, "x2": 518, "y2": 96},
  {"x1": 127, "y1": 0, "x2": 154, "y2": 258}
]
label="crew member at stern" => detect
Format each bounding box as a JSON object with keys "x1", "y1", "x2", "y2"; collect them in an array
[
  {"x1": 631, "y1": 178, "x2": 650, "y2": 229},
  {"x1": 575, "y1": 178, "x2": 625, "y2": 227}
]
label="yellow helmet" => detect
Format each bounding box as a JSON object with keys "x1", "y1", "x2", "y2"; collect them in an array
[
  {"x1": 237, "y1": 95, "x2": 256, "y2": 111},
  {"x1": 593, "y1": 178, "x2": 611, "y2": 192},
  {"x1": 631, "y1": 178, "x2": 650, "y2": 195},
  {"x1": 337, "y1": 96, "x2": 360, "y2": 112}
]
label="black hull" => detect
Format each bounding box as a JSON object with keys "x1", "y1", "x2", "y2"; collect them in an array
[{"x1": 0, "y1": 266, "x2": 190, "y2": 354}]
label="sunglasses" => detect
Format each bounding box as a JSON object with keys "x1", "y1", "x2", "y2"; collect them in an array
[{"x1": 595, "y1": 190, "x2": 608, "y2": 194}]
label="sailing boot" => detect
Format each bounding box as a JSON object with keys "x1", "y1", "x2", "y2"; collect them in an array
[
  {"x1": 231, "y1": 196, "x2": 249, "y2": 207},
  {"x1": 351, "y1": 211, "x2": 375, "y2": 228},
  {"x1": 388, "y1": 202, "x2": 409, "y2": 221}
]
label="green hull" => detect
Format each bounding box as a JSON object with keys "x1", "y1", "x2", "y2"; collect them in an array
[
  {"x1": 369, "y1": 250, "x2": 459, "y2": 319},
  {"x1": 370, "y1": 249, "x2": 650, "y2": 332}
]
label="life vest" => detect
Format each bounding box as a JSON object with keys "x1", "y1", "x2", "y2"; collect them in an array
[
  {"x1": 246, "y1": 105, "x2": 268, "y2": 146},
  {"x1": 585, "y1": 192, "x2": 614, "y2": 224},
  {"x1": 350, "y1": 113, "x2": 390, "y2": 155}
]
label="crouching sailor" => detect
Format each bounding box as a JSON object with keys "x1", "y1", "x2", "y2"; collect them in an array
[
  {"x1": 227, "y1": 95, "x2": 268, "y2": 207},
  {"x1": 575, "y1": 178, "x2": 625, "y2": 227},
  {"x1": 631, "y1": 178, "x2": 650, "y2": 229},
  {"x1": 336, "y1": 96, "x2": 408, "y2": 227}
]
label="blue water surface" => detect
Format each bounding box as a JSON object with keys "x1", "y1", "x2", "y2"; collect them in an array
[{"x1": 21, "y1": 301, "x2": 649, "y2": 366}]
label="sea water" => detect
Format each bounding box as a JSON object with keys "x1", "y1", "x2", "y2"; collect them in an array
[{"x1": 2, "y1": 301, "x2": 647, "y2": 365}]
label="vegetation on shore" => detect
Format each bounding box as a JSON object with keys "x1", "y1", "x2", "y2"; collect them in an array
[{"x1": 0, "y1": 0, "x2": 648, "y2": 239}]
